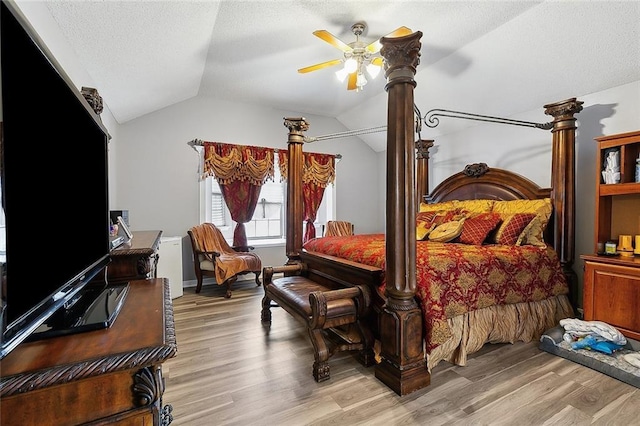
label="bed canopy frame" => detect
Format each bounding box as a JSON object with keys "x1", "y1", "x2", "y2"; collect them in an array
[{"x1": 282, "y1": 30, "x2": 583, "y2": 395}]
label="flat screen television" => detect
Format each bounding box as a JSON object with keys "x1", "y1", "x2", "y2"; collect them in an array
[{"x1": 0, "y1": 0, "x2": 119, "y2": 360}]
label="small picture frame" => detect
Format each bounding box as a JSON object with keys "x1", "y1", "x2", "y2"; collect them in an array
[{"x1": 117, "y1": 216, "x2": 133, "y2": 240}]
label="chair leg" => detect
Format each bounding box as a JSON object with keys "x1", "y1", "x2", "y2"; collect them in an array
[
  {"x1": 261, "y1": 294, "x2": 272, "y2": 324},
  {"x1": 222, "y1": 276, "x2": 237, "y2": 298},
  {"x1": 195, "y1": 272, "x2": 203, "y2": 293},
  {"x1": 255, "y1": 272, "x2": 261, "y2": 286}
]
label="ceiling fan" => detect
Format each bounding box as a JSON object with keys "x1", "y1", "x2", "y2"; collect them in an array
[{"x1": 298, "y1": 22, "x2": 412, "y2": 91}]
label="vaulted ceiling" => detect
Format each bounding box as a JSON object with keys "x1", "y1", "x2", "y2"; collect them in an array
[{"x1": 31, "y1": 1, "x2": 640, "y2": 151}]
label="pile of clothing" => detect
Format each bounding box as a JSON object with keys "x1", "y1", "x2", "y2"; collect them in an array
[{"x1": 561, "y1": 318, "x2": 626, "y2": 354}]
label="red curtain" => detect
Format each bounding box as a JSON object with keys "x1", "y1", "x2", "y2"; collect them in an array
[
  {"x1": 203, "y1": 142, "x2": 275, "y2": 248},
  {"x1": 279, "y1": 151, "x2": 336, "y2": 243}
]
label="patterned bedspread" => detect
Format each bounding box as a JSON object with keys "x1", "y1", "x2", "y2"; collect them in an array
[{"x1": 302, "y1": 234, "x2": 569, "y2": 352}]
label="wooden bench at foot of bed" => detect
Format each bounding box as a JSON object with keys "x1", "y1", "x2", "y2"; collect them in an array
[{"x1": 261, "y1": 262, "x2": 377, "y2": 382}]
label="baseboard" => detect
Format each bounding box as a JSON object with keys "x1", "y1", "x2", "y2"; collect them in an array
[{"x1": 182, "y1": 273, "x2": 281, "y2": 289}]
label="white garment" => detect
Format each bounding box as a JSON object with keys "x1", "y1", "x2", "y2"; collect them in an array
[{"x1": 560, "y1": 318, "x2": 627, "y2": 345}]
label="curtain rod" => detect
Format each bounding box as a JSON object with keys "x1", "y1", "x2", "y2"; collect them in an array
[
  {"x1": 305, "y1": 104, "x2": 552, "y2": 143},
  {"x1": 187, "y1": 104, "x2": 549, "y2": 156},
  {"x1": 420, "y1": 108, "x2": 553, "y2": 130},
  {"x1": 186, "y1": 139, "x2": 342, "y2": 159}
]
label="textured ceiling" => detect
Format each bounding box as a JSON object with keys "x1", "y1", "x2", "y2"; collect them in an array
[{"x1": 33, "y1": 1, "x2": 640, "y2": 151}]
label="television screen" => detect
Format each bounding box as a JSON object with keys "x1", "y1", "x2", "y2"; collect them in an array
[{"x1": 0, "y1": 0, "x2": 111, "y2": 359}]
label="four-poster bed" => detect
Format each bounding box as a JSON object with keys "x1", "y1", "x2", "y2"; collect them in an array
[{"x1": 266, "y1": 30, "x2": 583, "y2": 396}]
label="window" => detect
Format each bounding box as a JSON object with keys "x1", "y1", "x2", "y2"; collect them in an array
[
  {"x1": 200, "y1": 161, "x2": 334, "y2": 244},
  {"x1": 243, "y1": 174, "x2": 285, "y2": 239}
]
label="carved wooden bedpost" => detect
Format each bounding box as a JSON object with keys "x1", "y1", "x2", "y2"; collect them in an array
[
  {"x1": 415, "y1": 139, "x2": 434, "y2": 210},
  {"x1": 284, "y1": 117, "x2": 309, "y2": 263},
  {"x1": 544, "y1": 98, "x2": 583, "y2": 308},
  {"x1": 376, "y1": 30, "x2": 430, "y2": 396}
]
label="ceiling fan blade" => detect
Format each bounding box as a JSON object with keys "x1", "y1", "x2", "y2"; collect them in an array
[
  {"x1": 347, "y1": 72, "x2": 357, "y2": 90},
  {"x1": 313, "y1": 30, "x2": 352, "y2": 52},
  {"x1": 298, "y1": 58, "x2": 343, "y2": 74},
  {"x1": 366, "y1": 26, "x2": 413, "y2": 54}
]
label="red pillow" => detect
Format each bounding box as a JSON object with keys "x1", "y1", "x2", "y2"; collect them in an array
[
  {"x1": 457, "y1": 213, "x2": 502, "y2": 245},
  {"x1": 493, "y1": 213, "x2": 537, "y2": 245},
  {"x1": 417, "y1": 209, "x2": 466, "y2": 228}
]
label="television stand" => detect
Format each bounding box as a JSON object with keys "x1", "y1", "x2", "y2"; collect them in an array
[{"x1": 0, "y1": 278, "x2": 176, "y2": 425}]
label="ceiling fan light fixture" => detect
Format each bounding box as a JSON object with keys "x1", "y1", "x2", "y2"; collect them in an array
[
  {"x1": 366, "y1": 63, "x2": 381, "y2": 79},
  {"x1": 300, "y1": 23, "x2": 411, "y2": 92},
  {"x1": 344, "y1": 58, "x2": 358, "y2": 73},
  {"x1": 335, "y1": 67, "x2": 349, "y2": 82},
  {"x1": 356, "y1": 72, "x2": 368, "y2": 88}
]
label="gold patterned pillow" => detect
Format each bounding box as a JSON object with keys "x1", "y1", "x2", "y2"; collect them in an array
[
  {"x1": 428, "y1": 220, "x2": 465, "y2": 242},
  {"x1": 418, "y1": 201, "x2": 457, "y2": 213},
  {"x1": 450, "y1": 199, "x2": 495, "y2": 213},
  {"x1": 492, "y1": 213, "x2": 537, "y2": 245},
  {"x1": 416, "y1": 210, "x2": 464, "y2": 240},
  {"x1": 491, "y1": 198, "x2": 552, "y2": 247},
  {"x1": 419, "y1": 199, "x2": 494, "y2": 214}
]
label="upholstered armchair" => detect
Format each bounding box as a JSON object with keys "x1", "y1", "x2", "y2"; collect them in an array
[
  {"x1": 187, "y1": 223, "x2": 261, "y2": 298},
  {"x1": 322, "y1": 221, "x2": 354, "y2": 237}
]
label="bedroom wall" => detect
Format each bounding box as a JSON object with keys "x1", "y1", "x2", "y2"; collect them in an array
[
  {"x1": 114, "y1": 96, "x2": 381, "y2": 284},
  {"x1": 377, "y1": 80, "x2": 640, "y2": 309}
]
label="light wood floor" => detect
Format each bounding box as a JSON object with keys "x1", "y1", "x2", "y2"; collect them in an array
[{"x1": 163, "y1": 280, "x2": 639, "y2": 426}]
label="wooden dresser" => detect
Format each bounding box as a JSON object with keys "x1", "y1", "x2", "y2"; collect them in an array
[
  {"x1": 0, "y1": 278, "x2": 177, "y2": 425},
  {"x1": 108, "y1": 230, "x2": 162, "y2": 284}
]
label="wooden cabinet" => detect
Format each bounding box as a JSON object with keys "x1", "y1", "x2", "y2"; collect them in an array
[
  {"x1": 0, "y1": 278, "x2": 176, "y2": 425},
  {"x1": 582, "y1": 255, "x2": 640, "y2": 340},
  {"x1": 581, "y1": 130, "x2": 640, "y2": 340},
  {"x1": 108, "y1": 230, "x2": 162, "y2": 284}
]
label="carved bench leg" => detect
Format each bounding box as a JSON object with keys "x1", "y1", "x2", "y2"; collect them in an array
[
  {"x1": 356, "y1": 322, "x2": 376, "y2": 367},
  {"x1": 309, "y1": 328, "x2": 331, "y2": 382}
]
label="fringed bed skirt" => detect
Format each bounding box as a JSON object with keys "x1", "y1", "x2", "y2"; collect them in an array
[{"x1": 426, "y1": 295, "x2": 574, "y2": 371}]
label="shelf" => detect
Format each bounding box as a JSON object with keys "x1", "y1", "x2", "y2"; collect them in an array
[{"x1": 599, "y1": 181, "x2": 640, "y2": 196}]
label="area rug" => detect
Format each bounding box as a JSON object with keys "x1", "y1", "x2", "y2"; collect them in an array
[{"x1": 539, "y1": 325, "x2": 640, "y2": 388}]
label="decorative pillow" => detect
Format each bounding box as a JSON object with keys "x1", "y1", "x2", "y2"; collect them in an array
[
  {"x1": 419, "y1": 201, "x2": 457, "y2": 213},
  {"x1": 457, "y1": 212, "x2": 502, "y2": 245},
  {"x1": 419, "y1": 199, "x2": 494, "y2": 214},
  {"x1": 516, "y1": 215, "x2": 548, "y2": 247},
  {"x1": 492, "y1": 213, "x2": 537, "y2": 245},
  {"x1": 450, "y1": 199, "x2": 495, "y2": 214},
  {"x1": 417, "y1": 209, "x2": 465, "y2": 226},
  {"x1": 428, "y1": 220, "x2": 465, "y2": 242},
  {"x1": 491, "y1": 198, "x2": 552, "y2": 247},
  {"x1": 416, "y1": 210, "x2": 463, "y2": 240},
  {"x1": 416, "y1": 220, "x2": 436, "y2": 240}
]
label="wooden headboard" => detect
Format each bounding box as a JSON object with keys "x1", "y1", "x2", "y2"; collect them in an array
[{"x1": 426, "y1": 163, "x2": 551, "y2": 203}]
